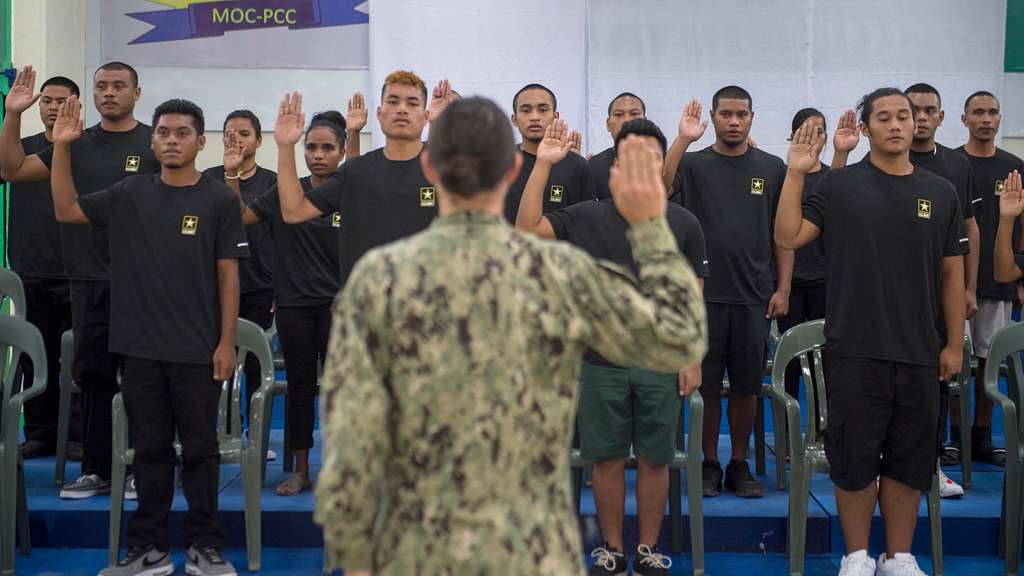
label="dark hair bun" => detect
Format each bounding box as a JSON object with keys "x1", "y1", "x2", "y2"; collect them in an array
[
  {"x1": 310, "y1": 110, "x2": 346, "y2": 132},
  {"x1": 440, "y1": 154, "x2": 482, "y2": 196}
]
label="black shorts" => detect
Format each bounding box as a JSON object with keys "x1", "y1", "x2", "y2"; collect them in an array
[
  {"x1": 700, "y1": 303, "x2": 768, "y2": 396},
  {"x1": 824, "y1": 355, "x2": 940, "y2": 492}
]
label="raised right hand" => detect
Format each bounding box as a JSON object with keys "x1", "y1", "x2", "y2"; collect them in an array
[
  {"x1": 274, "y1": 92, "x2": 306, "y2": 147},
  {"x1": 677, "y1": 98, "x2": 708, "y2": 142},
  {"x1": 5, "y1": 66, "x2": 41, "y2": 115},
  {"x1": 787, "y1": 120, "x2": 821, "y2": 174},
  {"x1": 832, "y1": 109, "x2": 860, "y2": 153},
  {"x1": 609, "y1": 135, "x2": 666, "y2": 224},
  {"x1": 999, "y1": 170, "x2": 1024, "y2": 219},
  {"x1": 223, "y1": 129, "x2": 245, "y2": 174},
  {"x1": 52, "y1": 96, "x2": 83, "y2": 145},
  {"x1": 537, "y1": 119, "x2": 572, "y2": 166}
]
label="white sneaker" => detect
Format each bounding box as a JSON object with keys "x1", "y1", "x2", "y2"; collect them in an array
[
  {"x1": 877, "y1": 552, "x2": 927, "y2": 575},
  {"x1": 838, "y1": 549, "x2": 876, "y2": 576},
  {"x1": 937, "y1": 467, "x2": 964, "y2": 499},
  {"x1": 266, "y1": 449, "x2": 277, "y2": 461}
]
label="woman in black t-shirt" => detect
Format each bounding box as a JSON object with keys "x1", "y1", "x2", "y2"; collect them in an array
[{"x1": 241, "y1": 112, "x2": 346, "y2": 495}]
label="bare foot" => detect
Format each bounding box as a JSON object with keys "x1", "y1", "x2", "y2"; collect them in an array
[{"x1": 275, "y1": 474, "x2": 311, "y2": 496}]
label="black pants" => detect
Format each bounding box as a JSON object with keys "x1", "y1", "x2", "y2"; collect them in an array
[
  {"x1": 70, "y1": 280, "x2": 119, "y2": 479},
  {"x1": 19, "y1": 277, "x2": 73, "y2": 444},
  {"x1": 277, "y1": 304, "x2": 331, "y2": 450},
  {"x1": 122, "y1": 356, "x2": 224, "y2": 551},
  {"x1": 776, "y1": 282, "x2": 827, "y2": 400},
  {"x1": 239, "y1": 289, "x2": 274, "y2": 424}
]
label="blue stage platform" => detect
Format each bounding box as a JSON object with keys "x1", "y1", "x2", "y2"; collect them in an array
[{"x1": 13, "y1": 391, "x2": 1015, "y2": 575}]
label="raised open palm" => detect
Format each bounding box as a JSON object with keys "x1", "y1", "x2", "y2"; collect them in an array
[
  {"x1": 52, "y1": 97, "x2": 83, "y2": 145},
  {"x1": 678, "y1": 98, "x2": 708, "y2": 142},
  {"x1": 537, "y1": 119, "x2": 571, "y2": 165},
  {"x1": 6, "y1": 65, "x2": 41, "y2": 114},
  {"x1": 788, "y1": 120, "x2": 821, "y2": 174},
  {"x1": 223, "y1": 129, "x2": 245, "y2": 173},
  {"x1": 274, "y1": 92, "x2": 305, "y2": 147},
  {"x1": 346, "y1": 91, "x2": 368, "y2": 133},
  {"x1": 999, "y1": 170, "x2": 1024, "y2": 219},
  {"x1": 833, "y1": 109, "x2": 860, "y2": 153}
]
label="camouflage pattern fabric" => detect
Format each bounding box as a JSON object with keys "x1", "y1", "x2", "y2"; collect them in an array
[{"x1": 315, "y1": 211, "x2": 707, "y2": 575}]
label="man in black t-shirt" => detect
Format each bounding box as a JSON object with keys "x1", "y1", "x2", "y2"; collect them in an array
[
  {"x1": 670, "y1": 86, "x2": 794, "y2": 499},
  {"x1": 516, "y1": 118, "x2": 707, "y2": 575},
  {"x1": 776, "y1": 88, "x2": 966, "y2": 576},
  {"x1": 52, "y1": 97, "x2": 246, "y2": 576},
  {"x1": 954, "y1": 90, "x2": 1022, "y2": 468},
  {"x1": 1, "y1": 63, "x2": 160, "y2": 500},
  {"x1": 5, "y1": 75, "x2": 78, "y2": 459},
  {"x1": 590, "y1": 92, "x2": 646, "y2": 200},
  {"x1": 274, "y1": 71, "x2": 456, "y2": 287},
  {"x1": 503, "y1": 83, "x2": 595, "y2": 222}
]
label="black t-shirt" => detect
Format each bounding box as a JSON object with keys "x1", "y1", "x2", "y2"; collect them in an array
[
  {"x1": 803, "y1": 160, "x2": 967, "y2": 367},
  {"x1": 203, "y1": 165, "x2": 276, "y2": 295},
  {"x1": 957, "y1": 146, "x2": 1024, "y2": 301},
  {"x1": 909, "y1": 143, "x2": 979, "y2": 222},
  {"x1": 504, "y1": 147, "x2": 596, "y2": 223},
  {"x1": 249, "y1": 177, "x2": 341, "y2": 308},
  {"x1": 38, "y1": 123, "x2": 160, "y2": 281},
  {"x1": 589, "y1": 146, "x2": 615, "y2": 201},
  {"x1": 791, "y1": 165, "x2": 830, "y2": 286},
  {"x1": 9, "y1": 133, "x2": 63, "y2": 279},
  {"x1": 672, "y1": 146, "x2": 786, "y2": 305},
  {"x1": 78, "y1": 173, "x2": 250, "y2": 364},
  {"x1": 547, "y1": 199, "x2": 710, "y2": 367},
  {"x1": 307, "y1": 147, "x2": 438, "y2": 287}
]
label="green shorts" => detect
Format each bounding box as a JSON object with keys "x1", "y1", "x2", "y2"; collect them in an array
[{"x1": 577, "y1": 361, "x2": 681, "y2": 466}]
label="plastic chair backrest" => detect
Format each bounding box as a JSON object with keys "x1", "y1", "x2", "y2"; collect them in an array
[
  {"x1": 770, "y1": 319, "x2": 827, "y2": 441},
  {"x1": 222, "y1": 318, "x2": 275, "y2": 439},
  {"x1": 0, "y1": 316, "x2": 47, "y2": 444},
  {"x1": 983, "y1": 322, "x2": 1024, "y2": 439},
  {"x1": 0, "y1": 269, "x2": 26, "y2": 320}
]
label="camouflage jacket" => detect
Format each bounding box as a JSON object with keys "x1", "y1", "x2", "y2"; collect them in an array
[{"x1": 315, "y1": 211, "x2": 707, "y2": 575}]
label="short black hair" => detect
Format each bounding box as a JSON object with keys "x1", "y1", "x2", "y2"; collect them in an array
[
  {"x1": 857, "y1": 87, "x2": 914, "y2": 125},
  {"x1": 613, "y1": 118, "x2": 667, "y2": 159},
  {"x1": 791, "y1": 107, "x2": 826, "y2": 135},
  {"x1": 40, "y1": 76, "x2": 80, "y2": 98},
  {"x1": 512, "y1": 83, "x2": 557, "y2": 112},
  {"x1": 712, "y1": 85, "x2": 752, "y2": 112},
  {"x1": 223, "y1": 110, "x2": 261, "y2": 140},
  {"x1": 905, "y1": 83, "x2": 941, "y2": 107},
  {"x1": 306, "y1": 110, "x2": 347, "y2": 147},
  {"x1": 964, "y1": 90, "x2": 999, "y2": 112},
  {"x1": 94, "y1": 61, "x2": 139, "y2": 87},
  {"x1": 607, "y1": 92, "x2": 646, "y2": 117},
  {"x1": 152, "y1": 98, "x2": 205, "y2": 135}
]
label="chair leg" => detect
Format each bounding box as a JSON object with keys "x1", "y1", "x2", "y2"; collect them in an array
[
  {"x1": 1, "y1": 449, "x2": 15, "y2": 575},
  {"x1": 959, "y1": 387, "x2": 972, "y2": 489},
  {"x1": 54, "y1": 383, "x2": 72, "y2": 487},
  {"x1": 927, "y1": 473, "x2": 944, "y2": 576},
  {"x1": 1003, "y1": 462, "x2": 1023, "y2": 576},
  {"x1": 788, "y1": 465, "x2": 810, "y2": 576},
  {"x1": 755, "y1": 397, "x2": 766, "y2": 476},
  {"x1": 243, "y1": 454, "x2": 262, "y2": 571},
  {"x1": 669, "y1": 468, "x2": 682, "y2": 554},
  {"x1": 772, "y1": 397, "x2": 786, "y2": 490},
  {"x1": 108, "y1": 459, "x2": 127, "y2": 567},
  {"x1": 686, "y1": 395, "x2": 705, "y2": 576},
  {"x1": 15, "y1": 462, "x2": 29, "y2": 556}
]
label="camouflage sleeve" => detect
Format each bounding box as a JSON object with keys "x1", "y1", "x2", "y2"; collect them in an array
[
  {"x1": 314, "y1": 257, "x2": 392, "y2": 572},
  {"x1": 570, "y1": 215, "x2": 707, "y2": 372}
]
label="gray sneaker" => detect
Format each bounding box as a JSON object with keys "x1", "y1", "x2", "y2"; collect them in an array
[
  {"x1": 185, "y1": 545, "x2": 237, "y2": 576},
  {"x1": 98, "y1": 546, "x2": 174, "y2": 576},
  {"x1": 60, "y1": 474, "x2": 112, "y2": 499},
  {"x1": 125, "y1": 474, "x2": 138, "y2": 501}
]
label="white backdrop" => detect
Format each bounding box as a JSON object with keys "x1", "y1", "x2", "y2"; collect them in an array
[{"x1": 371, "y1": 0, "x2": 1009, "y2": 161}]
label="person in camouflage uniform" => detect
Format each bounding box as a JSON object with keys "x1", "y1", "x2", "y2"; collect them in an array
[{"x1": 287, "y1": 95, "x2": 707, "y2": 575}]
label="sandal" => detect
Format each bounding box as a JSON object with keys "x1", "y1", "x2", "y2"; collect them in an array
[{"x1": 275, "y1": 475, "x2": 312, "y2": 496}]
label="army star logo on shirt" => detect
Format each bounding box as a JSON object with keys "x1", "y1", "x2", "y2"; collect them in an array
[
  {"x1": 331, "y1": 212, "x2": 341, "y2": 228},
  {"x1": 181, "y1": 215, "x2": 199, "y2": 235},
  {"x1": 750, "y1": 178, "x2": 764, "y2": 195},
  {"x1": 549, "y1": 185, "x2": 564, "y2": 203},
  {"x1": 917, "y1": 199, "x2": 932, "y2": 219},
  {"x1": 125, "y1": 155, "x2": 141, "y2": 172},
  {"x1": 996, "y1": 180, "x2": 1005, "y2": 196},
  {"x1": 420, "y1": 187, "x2": 436, "y2": 207}
]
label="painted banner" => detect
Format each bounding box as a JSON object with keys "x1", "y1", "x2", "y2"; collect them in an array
[{"x1": 99, "y1": 0, "x2": 368, "y2": 69}]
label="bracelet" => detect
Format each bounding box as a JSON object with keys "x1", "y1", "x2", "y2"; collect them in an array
[{"x1": 224, "y1": 172, "x2": 241, "y2": 180}]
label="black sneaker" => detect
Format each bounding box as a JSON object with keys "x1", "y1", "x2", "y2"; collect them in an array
[
  {"x1": 99, "y1": 545, "x2": 174, "y2": 576},
  {"x1": 702, "y1": 460, "x2": 723, "y2": 497},
  {"x1": 18, "y1": 439, "x2": 55, "y2": 459},
  {"x1": 185, "y1": 545, "x2": 237, "y2": 576},
  {"x1": 939, "y1": 444, "x2": 960, "y2": 467},
  {"x1": 633, "y1": 544, "x2": 673, "y2": 576},
  {"x1": 724, "y1": 459, "x2": 763, "y2": 498},
  {"x1": 973, "y1": 439, "x2": 1006, "y2": 467},
  {"x1": 588, "y1": 544, "x2": 627, "y2": 575}
]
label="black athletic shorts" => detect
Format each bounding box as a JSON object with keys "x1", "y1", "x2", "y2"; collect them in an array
[
  {"x1": 700, "y1": 303, "x2": 769, "y2": 396},
  {"x1": 824, "y1": 355, "x2": 940, "y2": 492}
]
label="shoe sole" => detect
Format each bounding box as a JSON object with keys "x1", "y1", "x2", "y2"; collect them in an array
[
  {"x1": 59, "y1": 488, "x2": 112, "y2": 499},
  {"x1": 105, "y1": 564, "x2": 174, "y2": 576},
  {"x1": 185, "y1": 562, "x2": 237, "y2": 576}
]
